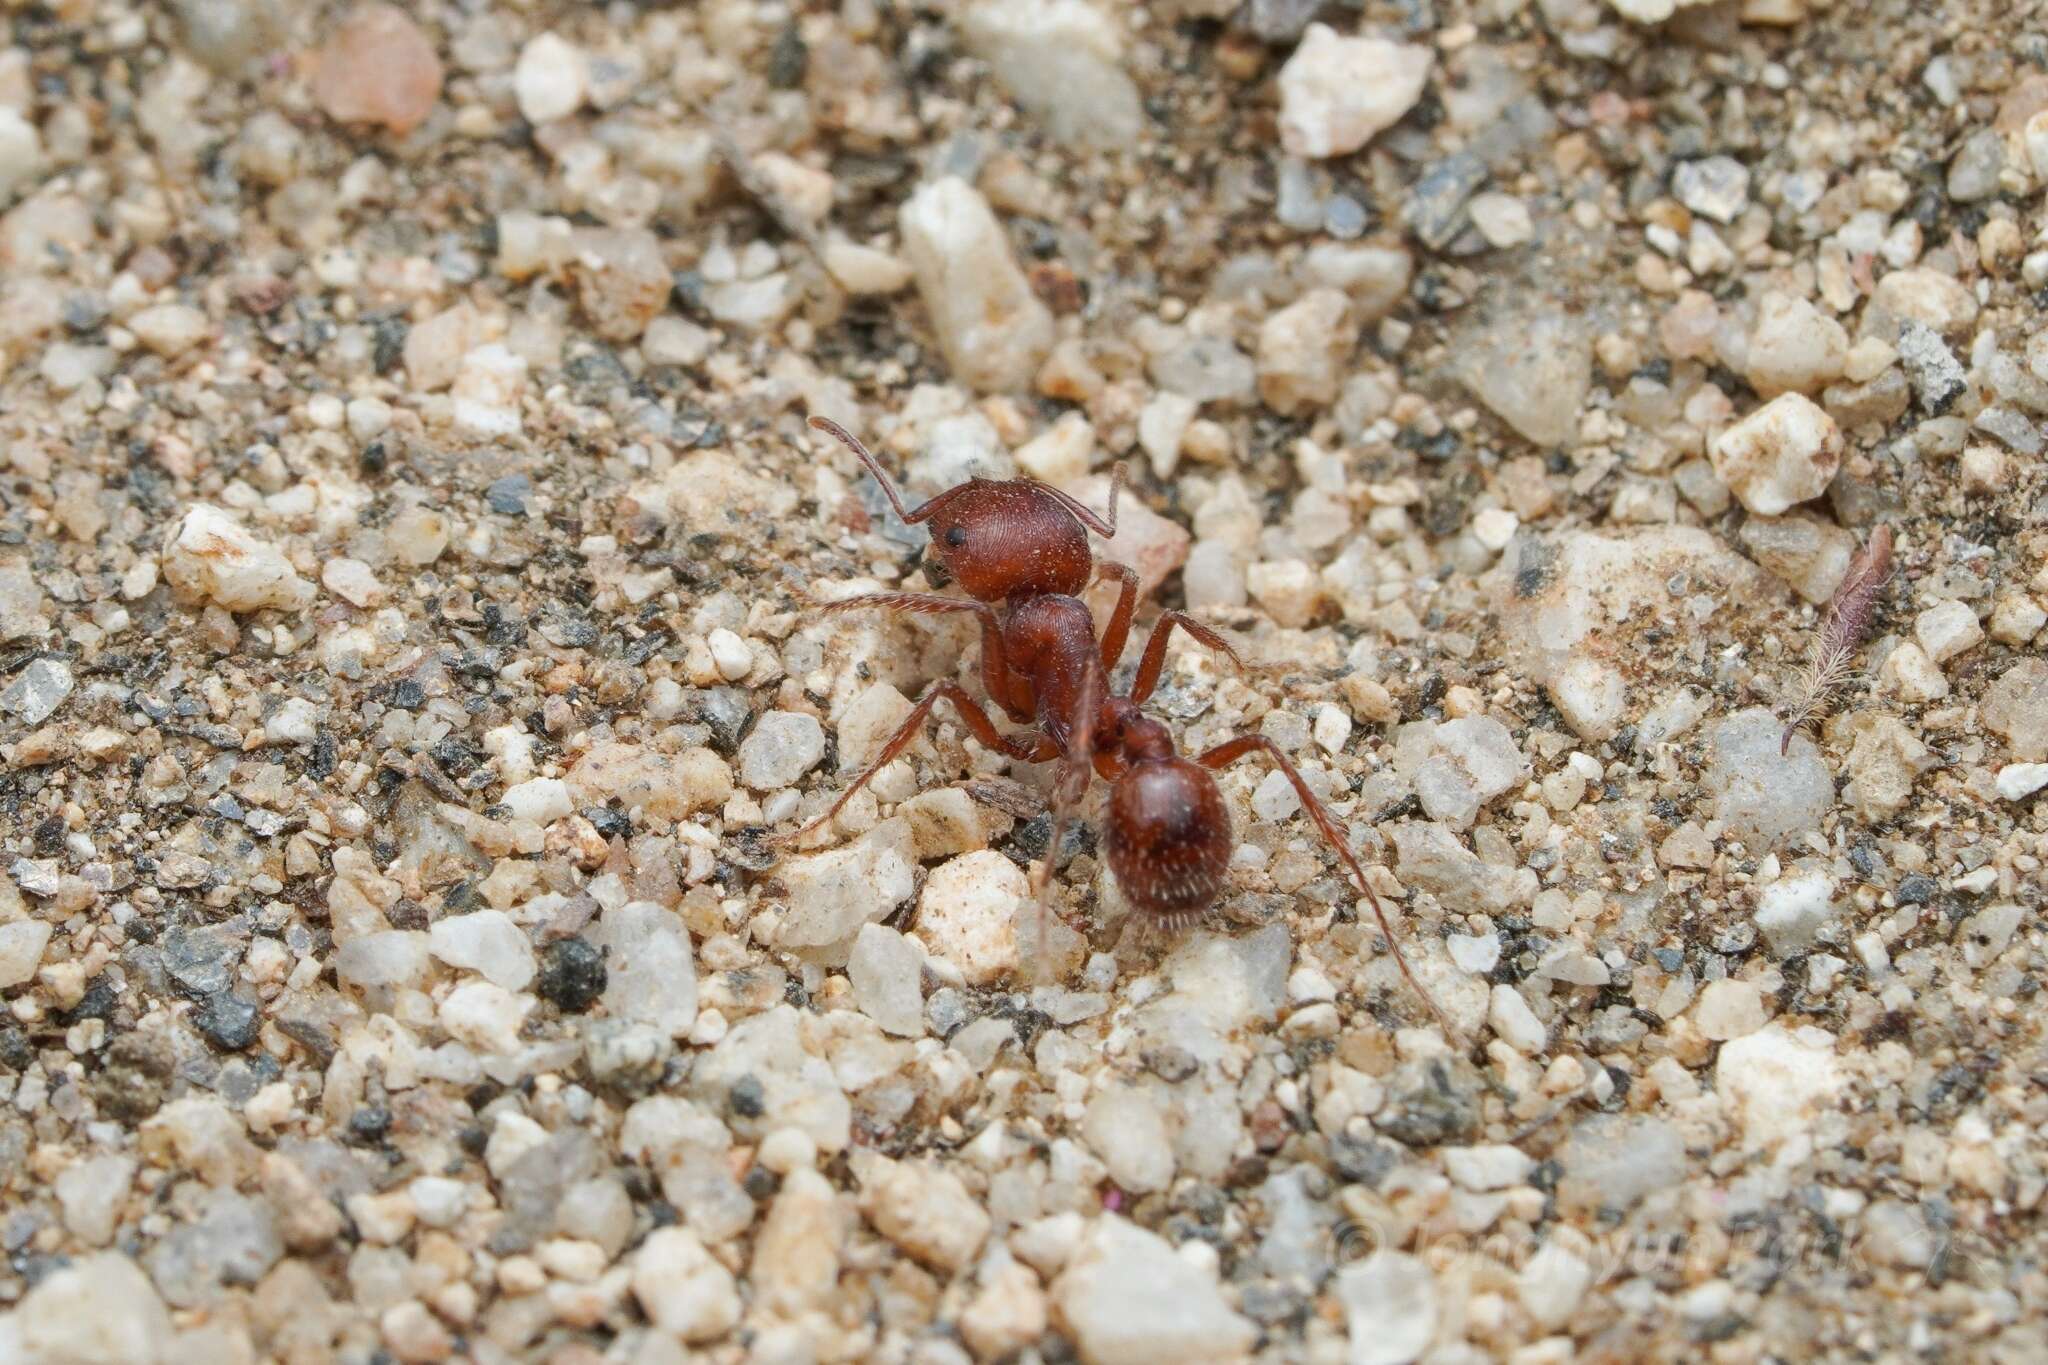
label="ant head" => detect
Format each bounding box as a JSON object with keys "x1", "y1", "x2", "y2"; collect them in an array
[{"x1": 925, "y1": 482, "x2": 1092, "y2": 603}]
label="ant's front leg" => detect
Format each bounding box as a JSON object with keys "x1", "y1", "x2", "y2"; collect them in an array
[
  {"x1": 778, "y1": 681, "x2": 1058, "y2": 846},
  {"x1": 814, "y1": 591, "x2": 1030, "y2": 723},
  {"x1": 1196, "y1": 734, "x2": 1448, "y2": 1033}
]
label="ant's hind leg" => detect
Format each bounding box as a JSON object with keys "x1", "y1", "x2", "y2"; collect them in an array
[
  {"x1": 777, "y1": 683, "x2": 1055, "y2": 847},
  {"x1": 1131, "y1": 612, "x2": 1245, "y2": 705},
  {"x1": 1024, "y1": 661, "x2": 1103, "y2": 983},
  {"x1": 1196, "y1": 734, "x2": 1449, "y2": 1033}
]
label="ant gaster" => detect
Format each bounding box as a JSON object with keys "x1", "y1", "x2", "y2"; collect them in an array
[{"x1": 797, "y1": 417, "x2": 1440, "y2": 1023}]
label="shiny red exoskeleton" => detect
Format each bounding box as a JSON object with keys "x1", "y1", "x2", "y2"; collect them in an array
[
  {"x1": 796, "y1": 418, "x2": 1437, "y2": 1020},
  {"x1": 811, "y1": 414, "x2": 1122, "y2": 606}
]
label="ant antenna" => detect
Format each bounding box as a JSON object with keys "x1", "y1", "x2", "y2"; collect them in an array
[{"x1": 810, "y1": 414, "x2": 933, "y2": 527}]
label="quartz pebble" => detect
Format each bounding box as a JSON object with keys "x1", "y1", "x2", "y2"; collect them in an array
[
  {"x1": 320, "y1": 557, "x2": 384, "y2": 608},
  {"x1": 631, "y1": 1227, "x2": 741, "y2": 1343},
  {"x1": 1693, "y1": 978, "x2": 1767, "y2": 1040},
  {"x1": 1402, "y1": 716, "x2": 1530, "y2": 830},
  {"x1": 0, "y1": 109, "x2": 42, "y2": 207},
  {"x1": 515, "y1": 32, "x2": 588, "y2": 124},
  {"x1": 1754, "y1": 869, "x2": 1834, "y2": 952},
  {"x1": 1716, "y1": 1024, "x2": 1845, "y2": 1149},
  {"x1": 429, "y1": 910, "x2": 537, "y2": 991},
  {"x1": 1, "y1": 657, "x2": 72, "y2": 725},
  {"x1": 162, "y1": 505, "x2": 314, "y2": 612},
  {"x1": 1462, "y1": 310, "x2": 1592, "y2": 447},
  {"x1": 917, "y1": 851, "x2": 1027, "y2": 985},
  {"x1": 0, "y1": 919, "x2": 53, "y2": 989},
  {"x1": 572, "y1": 228, "x2": 670, "y2": 342},
  {"x1": 1673, "y1": 155, "x2": 1751, "y2": 224},
  {"x1": 1081, "y1": 1084, "x2": 1175, "y2": 1193},
  {"x1": 1705, "y1": 709, "x2": 1834, "y2": 846},
  {"x1": 900, "y1": 178, "x2": 1054, "y2": 394},
  {"x1": 6, "y1": 1251, "x2": 172, "y2": 1364},
  {"x1": 1746, "y1": 292, "x2": 1848, "y2": 397},
  {"x1": 1257, "y1": 288, "x2": 1351, "y2": 416},
  {"x1": 857, "y1": 1153, "x2": 991, "y2": 1272},
  {"x1": 848, "y1": 924, "x2": 925, "y2": 1037},
  {"x1": 1276, "y1": 24, "x2": 1433, "y2": 160},
  {"x1": 1517, "y1": 1241, "x2": 1592, "y2": 1331},
  {"x1": 959, "y1": 1, "x2": 1142, "y2": 150},
  {"x1": 1052, "y1": 1216, "x2": 1255, "y2": 1365},
  {"x1": 780, "y1": 823, "x2": 916, "y2": 954},
  {"x1": 312, "y1": 4, "x2": 443, "y2": 135},
  {"x1": 591, "y1": 901, "x2": 697, "y2": 1038},
  {"x1": 1339, "y1": 1251, "x2": 1438, "y2": 1365},
  {"x1": 1914, "y1": 599, "x2": 1982, "y2": 664},
  {"x1": 739, "y1": 711, "x2": 826, "y2": 791},
  {"x1": 1985, "y1": 660, "x2": 2048, "y2": 760},
  {"x1": 128, "y1": 304, "x2": 210, "y2": 357},
  {"x1": 1995, "y1": 763, "x2": 2048, "y2": 801},
  {"x1": 1468, "y1": 191, "x2": 1534, "y2": 248},
  {"x1": 1871, "y1": 268, "x2": 1979, "y2": 336},
  {"x1": 1709, "y1": 393, "x2": 1842, "y2": 516}
]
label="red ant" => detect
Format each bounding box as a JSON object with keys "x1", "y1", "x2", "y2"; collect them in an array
[{"x1": 793, "y1": 417, "x2": 1439, "y2": 1023}]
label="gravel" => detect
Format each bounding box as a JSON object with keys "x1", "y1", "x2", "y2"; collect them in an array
[{"x1": 1, "y1": 2, "x2": 2044, "y2": 1362}]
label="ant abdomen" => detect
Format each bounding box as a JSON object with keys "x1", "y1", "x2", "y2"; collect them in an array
[{"x1": 1103, "y1": 758, "x2": 1234, "y2": 933}]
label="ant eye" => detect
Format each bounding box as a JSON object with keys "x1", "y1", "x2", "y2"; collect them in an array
[{"x1": 944, "y1": 527, "x2": 967, "y2": 549}]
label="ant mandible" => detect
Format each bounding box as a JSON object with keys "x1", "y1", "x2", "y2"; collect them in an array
[{"x1": 795, "y1": 417, "x2": 1441, "y2": 1024}]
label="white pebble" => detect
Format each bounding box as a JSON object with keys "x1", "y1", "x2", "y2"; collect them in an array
[
  {"x1": 1710, "y1": 393, "x2": 1843, "y2": 517},
  {"x1": 1693, "y1": 978, "x2": 1766, "y2": 1041},
  {"x1": 1913, "y1": 599, "x2": 1982, "y2": 665},
  {"x1": 1995, "y1": 763, "x2": 2048, "y2": 801},
  {"x1": 514, "y1": 32, "x2": 587, "y2": 124},
  {"x1": 707, "y1": 628, "x2": 753, "y2": 681},
  {"x1": 899, "y1": 178, "x2": 1053, "y2": 394},
  {"x1": 0, "y1": 107, "x2": 44, "y2": 205},
  {"x1": 503, "y1": 776, "x2": 573, "y2": 824},
  {"x1": 128, "y1": 303, "x2": 210, "y2": 357},
  {"x1": 1471, "y1": 506, "x2": 1519, "y2": 551},
  {"x1": 430, "y1": 910, "x2": 538, "y2": 991},
  {"x1": 305, "y1": 393, "x2": 346, "y2": 430},
  {"x1": 918, "y1": 851, "x2": 1027, "y2": 986},
  {"x1": 162, "y1": 504, "x2": 314, "y2": 613},
  {"x1": 1276, "y1": 23, "x2": 1433, "y2": 160},
  {"x1": 321, "y1": 557, "x2": 385, "y2": 608},
  {"x1": 1468, "y1": 192, "x2": 1533, "y2": 248},
  {"x1": 1250, "y1": 767, "x2": 1300, "y2": 823},
  {"x1": 346, "y1": 396, "x2": 393, "y2": 442},
  {"x1": 1881, "y1": 641, "x2": 1950, "y2": 704},
  {"x1": 1312, "y1": 703, "x2": 1352, "y2": 755},
  {"x1": 1489, "y1": 984, "x2": 1546, "y2": 1054},
  {"x1": 739, "y1": 711, "x2": 827, "y2": 791}
]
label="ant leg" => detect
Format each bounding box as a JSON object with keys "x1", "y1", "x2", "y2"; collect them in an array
[
  {"x1": 809, "y1": 415, "x2": 969, "y2": 527},
  {"x1": 1094, "y1": 562, "x2": 1141, "y2": 670},
  {"x1": 780, "y1": 683, "x2": 1056, "y2": 845},
  {"x1": 1026, "y1": 661, "x2": 1104, "y2": 981},
  {"x1": 1037, "y1": 462, "x2": 1124, "y2": 538},
  {"x1": 1130, "y1": 612, "x2": 1244, "y2": 705},
  {"x1": 814, "y1": 591, "x2": 1031, "y2": 722},
  {"x1": 1195, "y1": 735, "x2": 1448, "y2": 1033}
]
